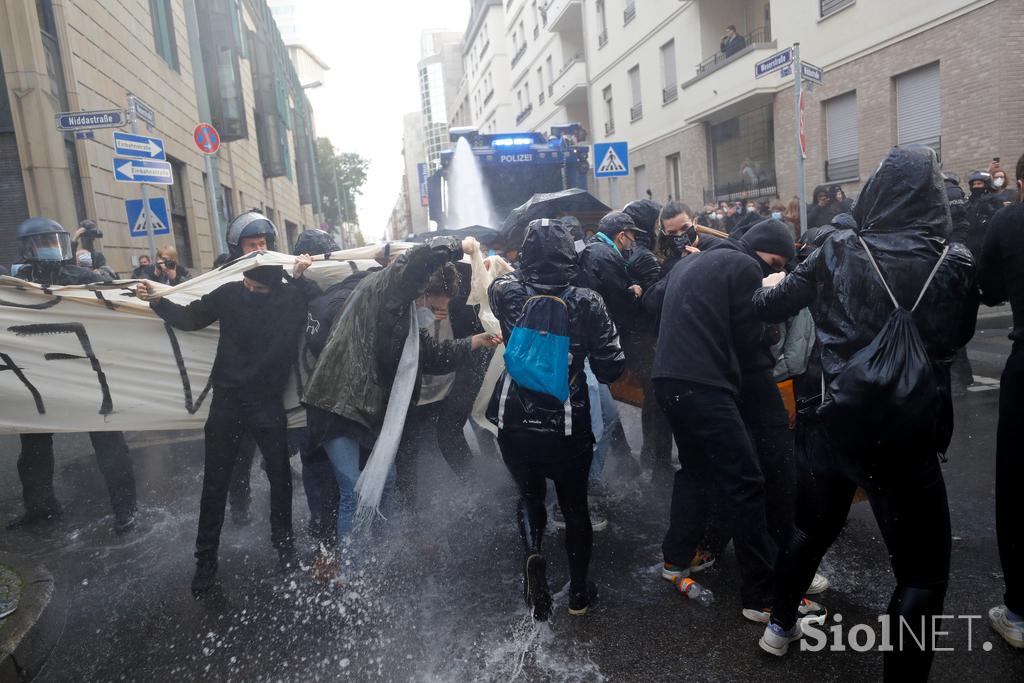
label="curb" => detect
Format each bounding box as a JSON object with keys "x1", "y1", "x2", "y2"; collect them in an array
[{"x1": 0, "y1": 554, "x2": 64, "y2": 683}]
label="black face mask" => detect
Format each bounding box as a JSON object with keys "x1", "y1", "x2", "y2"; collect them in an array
[
  {"x1": 755, "y1": 254, "x2": 783, "y2": 277},
  {"x1": 241, "y1": 287, "x2": 273, "y2": 305},
  {"x1": 658, "y1": 227, "x2": 695, "y2": 255},
  {"x1": 969, "y1": 186, "x2": 988, "y2": 199}
]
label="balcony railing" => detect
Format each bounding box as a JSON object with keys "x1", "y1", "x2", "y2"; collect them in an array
[
  {"x1": 662, "y1": 84, "x2": 677, "y2": 104},
  {"x1": 533, "y1": 25, "x2": 539, "y2": 39},
  {"x1": 539, "y1": 92, "x2": 546, "y2": 105},
  {"x1": 703, "y1": 171, "x2": 778, "y2": 204},
  {"x1": 483, "y1": 89, "x2": 495, "y2": 105},
  {"x1": 630, "y1": 103, "x2": 642, "y2": 122},
  {"x1": 480, "y1": 39, "x2": 490, "y2": 57},
  {"x1": 516, "y1": 103, "x2": 534, "y2": 125},
  {"x1": 598, "y1": 30, "x2": 608, "y2": 48},
  {"x1": 623, "y1": 3, "x2": 635, "y2": 24},
  {"x1": 548, "y1": 84, "x2": 554, "y2": 97},
  {"x1": 693, "y1": 26, "x2": 772, "y2": 79},
  {"x1": 604, "y1": 121, "x2": 615, "y2": 135},
  {"x1": 511, "y1": 42, "x2": 528, "y2": 68}
]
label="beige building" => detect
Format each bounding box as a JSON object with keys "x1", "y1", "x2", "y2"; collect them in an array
[
  {"x1": 0, "y1": 0, "x2": 320, "y2": 274},
  {"x1": 450, "y1": 0, "x2": 516, "y2": 134}
]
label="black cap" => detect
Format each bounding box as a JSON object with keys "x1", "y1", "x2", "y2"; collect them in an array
[
  {"x1": 740, "y1": 220, "x2": 796, "y2": 261},
  {"x1": 598, "y1": 211, "x2": 646, "y2": 236}
]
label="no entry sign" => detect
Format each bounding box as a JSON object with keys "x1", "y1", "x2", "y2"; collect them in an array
[{"x1": 193, "y1": 122, "x2": 221, "y2": 155}]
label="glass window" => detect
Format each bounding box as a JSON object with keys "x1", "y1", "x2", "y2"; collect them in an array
[
  {"x1": 149, "y1": 0, "x2": 179, "y2": 71},
  {"x1": 166, "y1": 157, "x2": 194, "y2": 268},
  {"x1": 665, "y1": 154, "x2": 680, "y2": 201},
  {"x1": 709, "y1": 104, "x2": 776, "y2": 200}
]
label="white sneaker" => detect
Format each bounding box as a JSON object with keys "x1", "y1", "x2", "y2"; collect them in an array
[
  {"x1": 806, "y1": 573, "x2": 830, "y2": 595},
  {"x1": 759, "y1": 621, "x2": 803, "y2": 656},
  {"x1": 743, "y1": 597, "x2": 827, "y2": 624},
  {"x1": 989, "y1": 605, "x2": 1024, "y2": 649},
  {"x1": 551, "y1": 508, "x2": 608, "y2": 532}
]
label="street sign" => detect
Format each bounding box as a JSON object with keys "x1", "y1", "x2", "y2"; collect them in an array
[
  {"x1": 801, "y1": 62, "x2": 824, "y2": 85},
  {"x1": 113, "y1": 131, "x2": 165, "y2": 160},
  {"x1": 55, "y1": 109, "x2": 126, "y2": 131},
  {"x1": 74, "y1": 130, "x2": 95, "y2": 141},
  {"x1": 125, "y1": 197, "x2": 171, "y2": 237},
  {"x1": 113, "y1": 157, "x2": 173, "y2": 184},
  {"x1": 755, "y1": 47, "x2": 793, "y2": 78},
  {"x1": 129, "y1": 95, "x2": 157, "y2": 129},
  {"x1": 594, "y1": 142, "x2": 629, "y2": 177},
  {"x1": 193, "y1": 122, "x2": 221, "y2": 155}
]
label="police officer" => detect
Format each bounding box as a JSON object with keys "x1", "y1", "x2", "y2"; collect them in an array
[
  {"x1": 944, "y1": 172, "x2": 971, "y2": 245},
  {"x1": 226, "y1": 209, "x2": 279, "y2": 259},
  {"x1": 966, "y1": 170, "x2": 1001, "y2": 267},
  {"x1": 8, "y1": 218, "x2": 138, "y2": 533}
]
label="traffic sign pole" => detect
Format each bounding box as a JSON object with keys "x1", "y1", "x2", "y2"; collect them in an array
[
  {"x1": 794, "y1": 43, "x2": 808, "y2": 236},
  {"x1": 193, "y1": 123, "x2": 225, "y2": 256},
  {"x1": 129, "y1": 94, "x2": 156, "y2": 262}
]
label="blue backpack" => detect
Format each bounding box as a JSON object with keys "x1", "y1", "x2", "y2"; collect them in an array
[{"x1": 503, "y1": 287, "x2": 571, "y2": 402}]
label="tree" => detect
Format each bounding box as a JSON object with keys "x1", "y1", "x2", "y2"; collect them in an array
[{"x1": 316, "y1": 138, "x2": 369, "y2": 227}]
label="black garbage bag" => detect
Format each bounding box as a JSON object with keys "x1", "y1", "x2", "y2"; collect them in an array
[{"x1": 818, "y1": 237, "x2": 950, "y2": 450}]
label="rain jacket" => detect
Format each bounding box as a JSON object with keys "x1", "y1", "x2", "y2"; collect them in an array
[
  {"x1": 487, "y1": 221, "x2": 624, "y2": 437},
  {"x1": 303, "y1": 238, "x2": 472, "y2": 438},
  {"x1": 753, "y1": 147, "x2": 978, "y2": 448},
  {"x1": 806, "y1": 185, "x2": 841, "y2": 229},
  {"x1": 577, "y1": 235, "x2": 642, "y2": 340}
]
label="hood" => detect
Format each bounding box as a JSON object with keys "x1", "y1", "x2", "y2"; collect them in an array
[
  {"x1": 518, "y1": 218, "x2": 577, "y2": 288},
  {"x1": 622, "y1": 199, "x2": 662, "y2": 247},
  {"x1": 728, "y1": 210, "x2": 764, "y2": 239},
  {"x1": 830, "y1": 212, "x2": 857, "y2": 231},
  {"x1": 852, "y1": 145, "x2": 951, "y2": 238},
  {"x1": 293, "y1": 228, "x2": 339, "y2": 256}
]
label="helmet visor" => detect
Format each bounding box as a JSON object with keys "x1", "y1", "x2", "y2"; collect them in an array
[{"x1": 22, "y1": 232, "x2": 73, "y2": 262}]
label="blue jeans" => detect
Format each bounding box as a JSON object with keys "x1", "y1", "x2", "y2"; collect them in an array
[
  {"x1": 586, "y1": 363, "x2": 621, "y2": 483},
  {"x1": 324, "y1": 436, "x2": 396, "y2": 542}
]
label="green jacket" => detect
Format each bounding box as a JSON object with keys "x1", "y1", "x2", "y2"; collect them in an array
[{"x1": 303, "y1": 238, "x2": 471, "y2": 434}]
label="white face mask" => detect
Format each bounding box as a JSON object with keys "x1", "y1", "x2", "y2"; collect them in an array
[
  {"x1": 416, "y1": 306, "x2": 436, "y2": 328},
  {"x1": 993, "y1": 177, "x2": 1006, "y2": 189}
]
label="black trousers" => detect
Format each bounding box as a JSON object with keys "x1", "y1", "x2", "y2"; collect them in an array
[
  {"x1": 498, "y1": 431, "x2": 593, "y2": 591},
  {"x1": 624, "y1": 334, "x2": 673, "y2": 473},
  {"x1": 195, "y1": 391, "x2": 293, "y2": 563},
  {"x1": 395, "y1": 401, "x2": 473, "y2": 511},
  {"x1": 771, "y1": 439, "x2": 950, "y2": 681},
  {"x1": 654, "y1": 378, "x2": 775, "y2": 608},
  {"x1": 228, "y1": 434, "x2": 259, "y2": 511},
  {"x1": 17, "y1": 431, "x2": 136, "y2": 516},
  {"x1": 998, "y1": 342, "x2": 1024, "y2": 616}
]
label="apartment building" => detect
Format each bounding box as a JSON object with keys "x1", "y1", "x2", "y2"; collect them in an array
[
  {"x1": 419, "y1": 31, "x2": 464, "y2": 169},
  {"x1": 0, "y1": 0, "x2": 320, "y2": 273},
  {"x1": 450, "y1": 0, "x2": 516, "y2": 135}
]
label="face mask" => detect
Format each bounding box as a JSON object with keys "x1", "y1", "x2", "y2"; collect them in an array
[
  {"x1": 755, "y1": 254, "x2": 782, "y2": 277},
  {"x1": 78, "y1": 253, "x2": 93, "y2": 268},
  {"x1": 241, "y1": 287, "x2": 272, "y2": 305},
  {"x1": 771, "y1": 211, "x2": 783, "y2": 221},
  {"x1": 993, "y1": 177, "x2": 1006, "y2": 189},
  {"x1": 416, "y1": 305, "x2": 437, "y2": 328},
  {"x1": 36, "y1": 247, "x2": 63, "y2": 261},
  {"x1": 970, "y1": 186, "x2": 987, "y2": 198}
]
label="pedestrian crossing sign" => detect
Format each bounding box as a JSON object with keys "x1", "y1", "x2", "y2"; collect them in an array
[
  {"x1": 594, "y1": 142, "x2": 629, "y2": 177},
  {"x1": 125, "y1": 197, "x2": 171, "y2": 237}
]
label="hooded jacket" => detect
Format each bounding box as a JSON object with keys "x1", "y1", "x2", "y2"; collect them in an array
[
  {"x1": 753, "y1": 146, "x2": 978, "y2": 448},
  {"x1": 806, "y1": 185, "x2": 841, "y2": 229},
  {"x1": 577, "y1": 234, "x2": 642, "y2": 341},
  {"x1": 487, "y1": 220, "x2": 624, "y2": 437}
]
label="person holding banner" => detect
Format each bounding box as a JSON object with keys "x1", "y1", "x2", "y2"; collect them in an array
[
  {"x1": 136, "y1": 256, "x2": 318, "y2": 598},
  {"x1": 8, "y1": 218, "x2": 138, "y2": 535}
]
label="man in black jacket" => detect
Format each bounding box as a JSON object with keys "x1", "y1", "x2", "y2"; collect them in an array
[
  {"x1": 652, "y1": 219, "x2": 803, "y2": 621},
  {"x1": 137, "y1": 256, "x2": 320, "y2": 596},
  {"x1": 489, "y1": 218, "x2": 624, "y2": 621},
  {"x1": 8, "y1": 218, "x2": 138, "y2": 535}
]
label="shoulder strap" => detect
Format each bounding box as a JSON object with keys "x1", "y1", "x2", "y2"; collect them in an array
[
  {"x1": 910, "y1": 244, "x2": 950, "y2": 313},
  {"x1": 857, "y1": 235, "x2": 900, "y2": 309}
]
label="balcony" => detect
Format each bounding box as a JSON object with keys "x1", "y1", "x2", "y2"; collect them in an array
[
  {"x1": 515, "y1": 103, "x2": 534, "y2": 126},
  {"x1": 533, "y1": 25, "x2": 539, "y2": 39},
  {"x1": 598, "y1": 30, "x2": 608, "y2": 48},
  {"x1": 483, "y1": 89, "x2": 495, "y2": 106},
  {"x1": 539, "y1": 92, "x2": 546, "y2": 105},
  {"x1": 547, "y1": 0, "x2": 582, "y2": 33},
  {"x1": 623, "y1": 2, "x2": 635, "y2": 25},
  {"x1": 629, "y1": 103, "x2": 642, "y2": 122},
  {"x1": 662, "y1": 84, "x2": 677, "y2": 104},
  {"x1": 550, "y1": 54, "x2": 587, "y2": 106},
  {"x1": 687, "y1": 26, "x2": 773, "y2": 84},
  {"x1": 511, "y1": 42, "x2": 528, "y2": 68},
  {"x1": 604, "y1": 121, "x2": 615, "y2": 136}
]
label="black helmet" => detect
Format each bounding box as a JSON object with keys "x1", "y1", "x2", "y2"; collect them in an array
[
  {"x1": 967, "y1": 170, "x2": 992, "y2": 192},
  {"x1": 293, "y1": 228, "x2": 339, "y2": 257},
  {"x1": 942, "y1": 171, "x2": 961, "y2": 187},
  {"x1": 226, "y1": 210, "x2": 278, "y2": 258},
  {"x1": 16, "y1": 217, "x2": 74, "y2": 263}
]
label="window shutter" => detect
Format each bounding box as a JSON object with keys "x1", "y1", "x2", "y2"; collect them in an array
[
  {"x1": 897, "y1": 63, "x2": 941, "y2": 153},
  {"x1": 825, "y1": 92, "x2": 858, "y2": 180}
]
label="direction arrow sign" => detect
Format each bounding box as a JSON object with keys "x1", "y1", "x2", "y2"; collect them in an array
[
  {"x1": 113, "y1": 132, "x2": 165, "y2": 160},
  {"x1": 594, "y1": 141, "x2": 629, "y2": 178},
  {"x1": 755, "y1": 47, "x2": 793, "y2": 78},
  {"x1": 55, "y1": 109, "x2": 126, "y2": 131},
  {"x1": 113, "y1": 157, "x2": 173, "y2": 184},
  {"x1": 125, "y1": 197, "x2": 171, "y2": 237}
]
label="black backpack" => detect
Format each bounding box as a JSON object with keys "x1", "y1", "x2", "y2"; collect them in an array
[
  {"x1": 304, "y1": 269, "x2": 377, "y2": 357},
  {"x1": 817, "y1": 236, "x2": 949, "y2": 449}
]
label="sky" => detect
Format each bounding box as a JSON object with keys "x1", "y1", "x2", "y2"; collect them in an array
[{"x1": 292, "y1": 1, "x2": 471, "y2": 242}]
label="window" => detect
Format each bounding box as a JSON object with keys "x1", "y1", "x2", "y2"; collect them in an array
[
  {"x1": 666, "y1": 154, "x2": 681, "y2": 201},
  {"x1": 524, "y1": 81, "x2": 531, "y2": 104},
  {"x1": 220, "y1": 184, "x2": 235, "y2": 224},
  {"x1": 623, "y1": 0, "x2": 636, "y2": 25},
  {"x1": 820, "y1": 0, "x2": 855, "y2": 18},
  {"x1": 166, "y1": 157, "x2": 194, "y2": 268},
  {"x1": 603, "y1": 85, "x2": 614, "y2": 135},
  {"x1": 628, "y1": 65, "x2": 642, "y2": 122},
  {"x1": 537, "y1": 67, "x2": 545, "y2": 104},
  {"x1": 597, "y1": 1, "x2": 608, "y2": 47},
  {"x1": 545, "y1": 55, "x2": 554, "y2": 91},
  {"x1": 149, "y1": 0, "x2": 179, "y2": 70},
  {"x1": 196, "y1": 0, "x2": 247, "y2": 142},
  {"x1": 896, "y1": 63, "x2": 941, "y2": 158},
  {"x1": 661, "y1": 40, "x2": 677, "y2": 104},
  {"x1": 635, "y1": 164, "x2": 648, "y2": 199},
  {"x1": 825, "y1": 91, "x2": 859, "y2": 181}
]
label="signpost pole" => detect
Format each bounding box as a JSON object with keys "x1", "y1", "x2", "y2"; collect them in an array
[
  {"x1": 129, "y1": 95, "x2": 157, "y2": 262},
  {"x1": 794, "y1": 43, "x2": 808, "y2": 235},
  {"x1": 608, "y1": 177, "x2": 618, "y2": 210}
]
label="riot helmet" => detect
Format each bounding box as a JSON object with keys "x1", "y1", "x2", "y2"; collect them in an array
[
  {"x1": 226, "y1": 210, "x2": 278, "y2": 258},
  {"x1": 16, "y1": 217, "x2": 74, "y2": 263},
  {"x1": 967, "y1": 170, "x2": 992, "y2": 196}
]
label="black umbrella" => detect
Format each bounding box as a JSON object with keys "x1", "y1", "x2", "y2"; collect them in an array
[
  {"x1": 406, "y1": 225, "x2": 501, "y2": 244},
  {"x1": 500, "y1": 188, "x2": 610, "y2": 248}
]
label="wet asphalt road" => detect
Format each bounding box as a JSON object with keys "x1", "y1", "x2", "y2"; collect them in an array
[{"x1": 1, "y1": 312, "x2": 1022, "y2": 682}]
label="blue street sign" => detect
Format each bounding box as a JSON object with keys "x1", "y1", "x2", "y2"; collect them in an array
[
  {"x1": 113, "y1": 132, "x2": 165, "y2": 160},
  {"x1": 55, "y1": 109, "x2": 126, "y2": 131},
  {"x1": 594, "y1": 142, "x2": 629, "y2": 178},
  {"x1": 74, "y1": 130, "x2": 95, "y2": 140},
  {"x1": 129, "y1": 95, "x2": 157, "y2": 129},
  {"x1": 801, "y1": 62, "x2": 824, "y2": 85},
  {"x1": 113, "y1": 157, "x2": 173, "y2": 184},
  {"x1": 755, "y1": 47, "x2": 793, "y2": 78},
  {"x1": 125, "y1": 197, "x2": 171, "y2": 237}
]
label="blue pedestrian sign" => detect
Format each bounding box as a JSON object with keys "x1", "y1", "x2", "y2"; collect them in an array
[
  {"x1": 594, "y1": 142, "x2": 629, "y2": 178},
  {"x1": 113, "y1": 132, "x2": 165, "y2": 160},
  {"x1": 755, "y1": 47, "x2": 793, "y2": 78},
  {"x1": 113, "y1": 157, "x2": 173, "y2": 185},
  {"x1": 55, "y1": 109, "x2": 126, "y2": 131},
  {"x1": 125, "y1": 198, "x2": 171, "y2": 237}
]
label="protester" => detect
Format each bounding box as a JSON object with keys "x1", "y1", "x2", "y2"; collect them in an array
[
  {"x1": 720, "y1": 25, "x2": 746, "y2": 58},
  {"x1": 153, "y1": 245, "x2": 190, "y2": 286},
  {"x1": 302, "y1": 237, "x2": 500, "y2": 549},
  {"x1": 137, "y1": 246, "x2": 321, "y2": 596},
  {"x1": 487, "y1": 218, "x2": 625, "y2": 620},
  {"x1": 752, "y1": 146, "x2": 977, "y2": 680},
  {"x1": 979, "y1": 151, "x2": 1024, "y2": 649},
  {"x1": 131, "y1": 254, "x2": 155, "y2": 279},
  {"x1": 653, "y1": 216, "x2": 822, "y2": 623},
  {"x1": 806, "y1": 186, "x2": 839, "y2": 229},
  {"x1": 988, "y1": 160, "x2": 1017, "y2": 206},
  {"x1": 832, "y1": 185, "x2": 854, "y2": 213},
  {"x1": 8, "y1": 218, "x2": 137, "y2": 534},
  {"x1": 784, "y1": 196, "x2": 802, "y2": 238}
]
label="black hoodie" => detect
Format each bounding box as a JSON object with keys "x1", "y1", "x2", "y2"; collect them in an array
[{"x1": 487, "y1": 219, "x2": 625, "y2": 436}]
